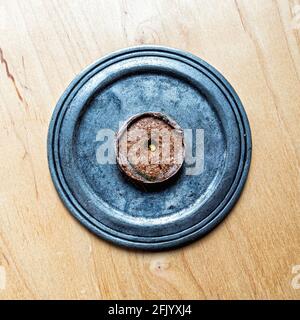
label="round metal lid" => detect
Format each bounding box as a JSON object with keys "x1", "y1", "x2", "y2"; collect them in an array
[{"x1": 48, "y1": 46, "x2": 252, "y2": 250}]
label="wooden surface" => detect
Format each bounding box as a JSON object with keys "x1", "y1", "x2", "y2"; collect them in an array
[{"x1": 0, "y1": 0, "x2": 299, "y2": 300}]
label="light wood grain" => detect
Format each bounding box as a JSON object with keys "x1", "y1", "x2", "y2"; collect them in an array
[{"x1": 0, "y1": 0, "x2": 299, "y2": 300}]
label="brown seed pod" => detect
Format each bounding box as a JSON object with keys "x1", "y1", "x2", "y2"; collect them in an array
[{"x1": 116, "y1": 112, "x2": 185, "y2": 186}]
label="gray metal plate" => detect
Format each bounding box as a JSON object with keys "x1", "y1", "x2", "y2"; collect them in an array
[{"x1": 47, "y1": 46, "x2": 252, "y2": 250}]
